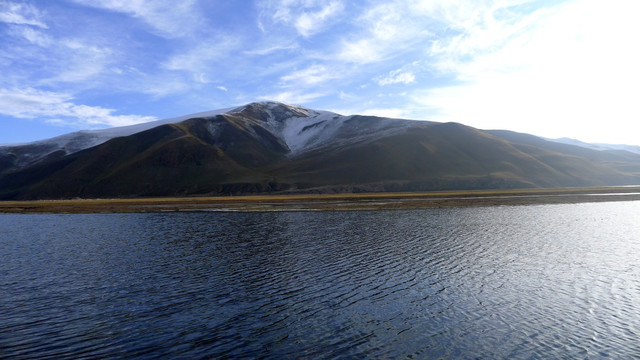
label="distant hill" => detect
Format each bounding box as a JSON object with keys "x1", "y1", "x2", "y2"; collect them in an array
[
  {"x1": 1, "y1": 102, "x2": 640, "y2": 199},
  {"x1": 547, "y1": 137, "x2": 640, "y2": 155}
]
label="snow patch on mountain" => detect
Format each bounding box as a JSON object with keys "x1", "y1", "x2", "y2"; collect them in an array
[
  {"x1": 62, "y1": 107, "x2": 237, "y2": 149},
  {"x1": 226, "y1": 101, "x2": 419, "y2": 156},
  {"x1": 226, "y1": 102, "x2": 350, "y2": 154},
  {"x1": 7, "y1": 107, "x2": 235, "y2": 149},
  {"x1": 281, "y1": 111, "x2": 345, "y2": 153},
  {"x1": 0, "y1": 107, "x2": 236, "y2": 169}
]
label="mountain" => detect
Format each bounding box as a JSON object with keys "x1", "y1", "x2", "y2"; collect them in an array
[
  {"x1": 1, "y1": 101, "x2": 640, "y2": 199},
  {"x1": 547, "y1": 137, "x2": 640, "y2": 155},
  {"x1": 0, "y1": 107, "x2": 236, "y2": 174}
]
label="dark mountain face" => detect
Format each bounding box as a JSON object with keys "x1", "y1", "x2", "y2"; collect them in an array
[{"x1": 1, "y1": 102, "x2": 639, "y2": 199}]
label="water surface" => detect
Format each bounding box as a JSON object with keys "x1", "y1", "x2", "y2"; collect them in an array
[{"x1": 2, "y1": 202, "x2": 640, "y2": 358}]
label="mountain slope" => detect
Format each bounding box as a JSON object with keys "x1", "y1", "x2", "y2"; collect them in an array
[
  {"x1": 0, "y1": 107, "x2": 236, "y2": 175},
  {"x1": 275, "y1": 122, "x2": 635, "y2": 191},
  {"x1": 488, "y1": 130, "x2": 640, "y2": 178},
  {"x1": 1, "y1": 102, "x2": 639, "y2": 199},
  {"x1": 547, "y1": 137, "x2": 640, "y2": 155},
  {"x1": 0, "y1": 113, "x2": 294, "y2": 199}
]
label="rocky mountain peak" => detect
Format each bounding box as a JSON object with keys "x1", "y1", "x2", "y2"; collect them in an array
[{"x1": 229, "y1": 102, "x2": 313, "y2": 124}]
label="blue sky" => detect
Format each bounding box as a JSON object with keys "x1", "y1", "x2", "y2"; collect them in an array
[{"x1": 1, "y1": 0, "x2": 639, "y2": 145}]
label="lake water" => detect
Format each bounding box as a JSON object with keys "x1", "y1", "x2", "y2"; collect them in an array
[{"x1": 2, "y1": 202, "x2": 640, "y2": 359}]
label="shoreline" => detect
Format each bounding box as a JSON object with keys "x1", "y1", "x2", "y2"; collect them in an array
[{"x1": 2, "y1": 186, "x2": 640, "y2": 213}]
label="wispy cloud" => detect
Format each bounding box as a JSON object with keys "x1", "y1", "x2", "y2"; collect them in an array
[
  {"x1": 280, "y1": 64, "x2": 340, "y2": 87},
  {"x1": 135, "y1": 75, "x2": 191, "y2": 98},
  {"x1": 153, "y1": 35, "x2": 245, "y2": 97},
  {"x1": 162, "y1": 36, "x2": 240, "y2": 73},
  {"x1": 377, "y1": 68, "x2": 416, "y2": 86},
  {"x1": 292, "y1": 1, "x2": 344, "y2": 37},
  {"x1": 410, "y1": 0, "x2": 640, "y2": 143},
  {"x1": 41, "y1": 40, "x2": 115, "y2": 85},
  {"x1": 260, "y1": 0, "x2": 344, "y2": 37},
  {"x1": 70, "y1": 0, "x2": 200, "y2": 38},
  {"x1": 337, "y1": 1, "x2": 432, "y2": 64},
  {"x1": 243, "y1": 43, "x2": 298, "y2": 56},
  {"x1": 0, "y1": 1, "x2": 47, "y2": 28},
  {"x1": 14, "y1": 26, "x2": 51, "y2": 46},
  {"x1": 0, "y1": 87, "x2": 156, "y2": 127},
  {"x1": 1, "y1": 4, "x2": 123, "y2": 90},
  {"x1": 337, "y1": 38, "x2": 384, "y2": 64},
  {"x1": 359, "y1": 107, "x2": 409, "y2": 119},
  {"x1": 3, "y1": 0, "x2": 639, "y2": 146},
  {"x1": 419, "y1": 0, "x2": 546, "y2": 76}
]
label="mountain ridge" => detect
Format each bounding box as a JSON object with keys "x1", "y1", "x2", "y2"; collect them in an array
[{"x1": 1, "y1": 102, "x2": 639, "y2": 199}]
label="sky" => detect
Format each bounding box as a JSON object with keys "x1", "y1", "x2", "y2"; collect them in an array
[{"x1": 1, "y1": 0, "x2": 639, "y2": 145}]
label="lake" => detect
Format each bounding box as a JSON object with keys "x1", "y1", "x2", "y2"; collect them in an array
[{"x1": 2, "y1": 202, "x2": 640, "y2": 358}]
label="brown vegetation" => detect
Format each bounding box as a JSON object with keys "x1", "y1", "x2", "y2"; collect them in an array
[{"x1": 1, "y1": 186, "x2": 639, "y2": 213}]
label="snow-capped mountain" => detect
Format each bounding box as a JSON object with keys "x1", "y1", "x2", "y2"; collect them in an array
[
  {"x1": 0, "y1": 102, "x2": 418, "y2": 172},
  {"x1": 0, "y1": 107, "x2": 237, "y2": 171},
  {"x1": 2, "y1": 102, "x2": 640, "y2": 199},
  {"x1": 224, "y1": 102, "x2": 419, "y2": 155}
]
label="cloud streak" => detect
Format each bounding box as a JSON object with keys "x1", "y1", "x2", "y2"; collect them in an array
[
  {"x1": 69, "y1": 0, "x2": 200, "y2": 38},
  {"x1": 0, "y1": 87, "x2": 156, "y2": 127},
  {"x1": 280, "y1": 64, "x2": 339, "y2": 87},
  {"x1": 378, "y1": 69, "x2": 416, "y2": 86},
  {"x1": 0, "y1": 1, "x2": 47, "y2": 28},
  {"x1": 264, "y1": 0, "x2": 345, "y2": 37},
  {"x1": 337, "y1": 1, "x2": 432, "y2": 64}
]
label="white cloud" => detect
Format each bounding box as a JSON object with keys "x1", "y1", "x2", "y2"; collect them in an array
[
  {"x1": 15, "y1": 27, "x2": 51, "y2": 46},
  {"x1": 193, "y1": 73, "x2": 210, "y2": 84},
  {"x1": 1, "y1": 8, "x2": 119, "y2": 88},
  {"x1": 338, "y1": 38, "x2": 383, "y2": 64},
  {"x1": 40, "y1": 40, "x2": 115, "y2": 84},
  {"x1": 293, "y1": 1, "x2": 343, "y2": 37},
  {"x1": 412, "y1": 0, "x2": 640, "y2": 144},
  {"x1": 217, "y1": 86, "x2": 228, "y2": 92},
  {"x1": 280, "y1": 64, "x2": 338, "y2": 86},
  {"x1": 421, "y1": 0, "x2": 548, "y2": 77},
  {"x1": 0, "y1": 1, "x2": 47, "y2": 28},
  {"x1": 0, "y1": 87, "x2": 156, "y2": 127},
  {"x1": 410, "y1": 0, "x2": 519, "y2": 29},
  {"x1": 259, "y1": 90, "x2": 324, "y2": 105},
  {"x1": 244, "y1": 43, "x2": 298, "y2": 56},
  {"x1": 378, "y1": 69, "x2": 415, "y2": 86},
  {"x1": 359, "y1": 107, "x2": 409, "y2": 119},
  {"x1": 336, "y1": 1, "x2": 432, "y2": 64}
]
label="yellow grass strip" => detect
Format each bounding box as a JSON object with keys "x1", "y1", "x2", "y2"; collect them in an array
[{"x1": 1, "y1": 186, "x2": 640, "y2": 214}]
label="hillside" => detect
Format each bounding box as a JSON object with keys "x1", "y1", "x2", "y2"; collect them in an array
[{"x1": 1, "y1": 102, "x2": 639, "y2": 199}]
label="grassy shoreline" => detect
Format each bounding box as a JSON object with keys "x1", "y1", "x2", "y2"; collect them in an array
[{"x1": 2, "y1": 186, "x2": 640, "y2": 213}]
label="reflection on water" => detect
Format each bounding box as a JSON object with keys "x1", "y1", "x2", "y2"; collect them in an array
[{"x1": 2, "y1": 202, "x2": 640, "y2": 358}]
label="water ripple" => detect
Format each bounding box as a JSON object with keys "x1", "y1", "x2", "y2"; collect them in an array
[{"x1": 2, "y1": 203, "x2": 640, "y2": 358}]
